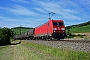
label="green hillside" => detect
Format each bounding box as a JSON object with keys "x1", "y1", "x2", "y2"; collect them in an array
[
  {"x1": 66, "y1": 21, "x2": 90, "y2": 33},
  {"x1": 11, "y1": 27, "x2": 33, "y2": 35},
  {"x1": 69, "y1": 25, "x2": 90, "y2": 33}
]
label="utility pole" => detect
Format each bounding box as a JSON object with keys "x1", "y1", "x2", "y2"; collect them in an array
[
  {"x1": 19, "y1": 25, "x2": 22, "y2": 42},
  {"x1": 48, "y1": 12, "x2": 55, "y2": 20},
  {"x1": 19, "y1": 25, "x2": 27, "y2": 35},
  {"x1": 20, "y1": 25, "x2": 22, "y2": 35}
]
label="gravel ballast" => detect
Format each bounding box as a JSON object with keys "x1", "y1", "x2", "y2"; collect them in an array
[{"x1": 26, "y1": 40, "x2": 90, "y2": 52}]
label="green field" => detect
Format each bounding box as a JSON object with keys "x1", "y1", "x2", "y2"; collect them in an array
[
  {"x1": 0, "y1": 40, "x2": 90, "y2": 60},
  {"x1": 69, "y1": 25, "x2": 90, "y2": 33},
  {"x1": 66, "y1": 21, "x2": 90, "y2": 33}
]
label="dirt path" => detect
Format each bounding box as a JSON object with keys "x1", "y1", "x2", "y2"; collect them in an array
[
  {"x1": 9, "y1": 44, "x2": 30, "y2": 60},
  {"x1": 0, "y1": 43, "x2": 60, "y2": 60},
  {"x1": 0, "y1": 44, "x2": 30, "y2": 60}
]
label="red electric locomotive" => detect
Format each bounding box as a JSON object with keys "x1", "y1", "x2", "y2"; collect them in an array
[{"x1": 34, "y1": 20, "x2": 66, "y2": 40}]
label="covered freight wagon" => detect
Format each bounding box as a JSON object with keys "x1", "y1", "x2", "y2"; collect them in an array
[{"x1": 14, "y1": 28, "x2": 34, "y2": 40}]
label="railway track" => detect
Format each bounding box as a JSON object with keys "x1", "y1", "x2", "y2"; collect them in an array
[
  {"x1": 49, "y1": 39, "x2": 90, "y2": 43},
  {"x1": 26, "y1": 38, "x2": 90, "y2": 43},
  {"x1": 24, "y1": 39, "x2": 90, "y2": 52}
]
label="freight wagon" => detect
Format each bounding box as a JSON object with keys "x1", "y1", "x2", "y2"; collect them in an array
[{"x1": 21, "y1": 28, "x2": 34, "y2": 40}]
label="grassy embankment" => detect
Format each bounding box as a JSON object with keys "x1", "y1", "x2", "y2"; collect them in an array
[
  {"x1": 69, "y1": 25, "x2": 90, "y2": 33},
  {"x1": 0, "y1": 40, "x2": 90, "y2": 60},
  {"x1": 66, "y1": 21, "x2": 90, "y2": 33},
  {"x1": 66, "y1": 24, "x2": 90, "y2": 38}
]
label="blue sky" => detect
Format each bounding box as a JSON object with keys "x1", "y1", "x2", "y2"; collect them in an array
[{"x1": 0, "y1": 0, "x2": 90, "y2": 28}]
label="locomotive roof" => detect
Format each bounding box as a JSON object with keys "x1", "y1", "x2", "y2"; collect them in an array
[
  {"x1": 49, "y1": 20, "x2": 64, "y2": 22},
  {"x1": 35, "y1": 20, "x2": 64, "y2": 28}
]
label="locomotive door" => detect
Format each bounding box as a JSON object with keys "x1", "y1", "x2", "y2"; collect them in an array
[
  {"x1": 47, "y1": 23, "x2": 49, "y2": 36},
  {"x1": 47, "y1": 23, "x2": 50, "y2": 36}
]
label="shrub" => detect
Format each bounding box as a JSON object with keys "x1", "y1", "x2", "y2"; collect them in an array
[
  {"x1": 66, "y1": 29, "x2": 76, "y2": 38},
  {"x1": 0, "y1": 27, "x2": 14, "y2": 45}
]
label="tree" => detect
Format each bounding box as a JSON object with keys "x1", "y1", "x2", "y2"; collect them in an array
[{"x1": 0, "y1": 27, "x2": 14, "y2": 45}]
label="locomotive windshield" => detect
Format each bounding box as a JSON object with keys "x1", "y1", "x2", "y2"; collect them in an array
[{"x1": 53, "y1": 22, "x2": 64, "y2": 26}]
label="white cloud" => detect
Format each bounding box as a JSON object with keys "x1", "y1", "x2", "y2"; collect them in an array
[
  {"x1": 11, "y1": 0, "x2": 29, "y2": 3},
  {"x1": 79, "y1": 0, "x2": 90, "y2": 10},
  {"x1": 0, "y1": 7, "x2": 8, "y2": 10},
  {"x1": 10, "y1": 4, "x2": 39, "y2": 16},
  {"x1": 0, "y1": 15, "x2": 18, "y2": 22},
  {"x1": 34, "y1": 8, "x2": 47, "y2": 13},
  {"x1": 0, "y1": 4, "x2": 39, "y2": 16},
  {"x1": 0, "y1": 15, "x2": 34, "y2": 23},
  {"x1": 0, "y1": 0, "x2": 90, "y2": 28},
  {"x1": 32, "y1": 0, "x2": 82, "y2": 20},
  {"x1": 62, "y1": 14, "x2": 82, "y2": 20},
  {"x1": 0, "y1": 15, "x2": 45, "y2": 28}
]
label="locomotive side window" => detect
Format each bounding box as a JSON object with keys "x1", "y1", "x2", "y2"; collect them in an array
[{"x1": 53, "y1": 22, "x2": 64, "y2": 26}]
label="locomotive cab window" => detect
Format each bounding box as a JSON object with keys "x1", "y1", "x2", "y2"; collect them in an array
[
  {"x1": 59, "y1": 22, "x2": 64, "y2": 26},
  {"x1": 53, "y1": 22, "x2": 64, "y2": 26}
]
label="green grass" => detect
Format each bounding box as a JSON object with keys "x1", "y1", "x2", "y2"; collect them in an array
[
  {"x1": 22, "y1": 41, "x2": 90, "y2": 60},
  {"x1": 0, "y1": 46, "x2": 10, "y2": 60},
  {"x1": 68, "y1": 25, "x2": 90, "y2": 33},
  {"x1": 0, "y1": 40, "x2": 60, "y2": 60},
  {"x1": 0, "y1": 40, "x2": 90, "y2": 60}
]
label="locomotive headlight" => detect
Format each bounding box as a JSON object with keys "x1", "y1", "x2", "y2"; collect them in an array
[
  {"x1": 54, "y1": 31, "x2": 56, "y2": 32},
  {"x1": 53, "y1": 28, "x2": 57, "y2": 30},
  {"x1": 61, "y1": 28, "x2": 65, "y2": 30}
]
